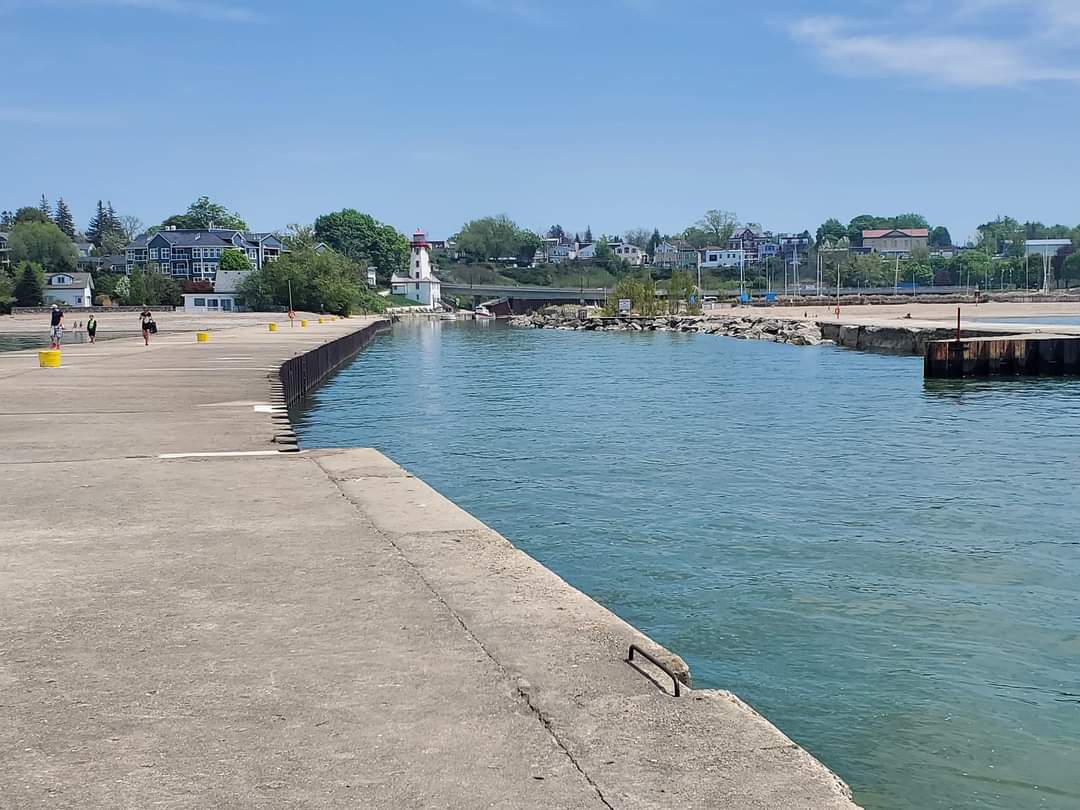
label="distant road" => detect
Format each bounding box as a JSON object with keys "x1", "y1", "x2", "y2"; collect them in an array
[{"x1": 441, "y1": 283, "x2": 610, "y2": 302}]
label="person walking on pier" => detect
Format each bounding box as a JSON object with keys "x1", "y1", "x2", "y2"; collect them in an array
[
  {"x1": 140, "y1": 308, "x2": 155, "y2": 347},
  {"x1": 86, "y1": 315, "x2": 97, "y2": 344},
  {"x1": 49, "y1": 304, "x2": 64, "y2": 349}
]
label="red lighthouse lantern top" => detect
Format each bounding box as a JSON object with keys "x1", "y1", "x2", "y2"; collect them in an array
[{"x1": 411, "y1": 228, "x2": 429, "y2": 249}]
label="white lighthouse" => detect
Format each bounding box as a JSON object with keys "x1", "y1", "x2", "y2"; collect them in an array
[{"x1": 391, "y1": 228, "x2": 442, "y2": 308}]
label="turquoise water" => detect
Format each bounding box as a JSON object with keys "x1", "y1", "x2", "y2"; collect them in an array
[{"x1": 293, "y1": 320, "x2": 1080, "y2": 810}]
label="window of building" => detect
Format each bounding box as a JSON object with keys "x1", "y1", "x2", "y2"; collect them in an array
[
  {"x1": 415, "y1": 283, "x2": 420, "y2": 290},
  {"x1": 149, "y1": 248, "x2": 158, "y2": 259},
  {"x1": 161, "y1": 248, "x2": 170, "y2": 259},
  {"x1": 194, "y1": 297, "x2": 206, "y2": 307}
]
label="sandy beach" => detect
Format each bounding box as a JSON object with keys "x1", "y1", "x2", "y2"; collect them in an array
[{"x1": 717, "y1": 299, "x2": 1080, "y2": 331}]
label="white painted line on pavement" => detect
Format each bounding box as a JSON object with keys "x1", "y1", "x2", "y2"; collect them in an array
[{"x1": 158, "y1": 450, "x2": 284, "y2": 459}]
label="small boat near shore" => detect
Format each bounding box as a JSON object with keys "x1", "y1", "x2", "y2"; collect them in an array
[{"x1": 474, "y1": 306, "x2": 495, "y2": 320}]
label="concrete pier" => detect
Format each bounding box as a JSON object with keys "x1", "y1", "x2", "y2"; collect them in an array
[
  {"x1": 0, "y1": 316, "x2": 859, "y2": 808},
  {"x1": 925, "y1": 333, "x2": 1080, "y2": 378}
]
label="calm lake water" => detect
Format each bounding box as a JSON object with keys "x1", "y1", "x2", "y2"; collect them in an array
[{"x1": 293, "y1": 320, "x2": 1080, "y2": 810}]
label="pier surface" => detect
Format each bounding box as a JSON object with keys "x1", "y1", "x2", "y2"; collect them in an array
[{"x1": 0, "y1": 314, "x2": 858, "y2": 809}]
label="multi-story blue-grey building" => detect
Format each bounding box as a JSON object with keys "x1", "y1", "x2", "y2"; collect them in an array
[{"x1": 124, "y1": 228, "x2": 285, "y2": 281}]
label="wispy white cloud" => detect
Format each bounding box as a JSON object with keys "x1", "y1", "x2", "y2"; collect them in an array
[{"x1": 786, "y1": 6, "x2": 1080, "y2": 88}]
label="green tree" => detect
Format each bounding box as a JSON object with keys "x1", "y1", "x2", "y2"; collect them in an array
[
  {"x1": 53, "y1": 198, "x2": 76, "y2": 238},
  {"x1": 976, "y1": 216, "x2": 1021, "y2": 254},
  {"x1": 847, "y1": 215, "x2": 884, "y2": 246},
  {"x1": 681, "y1": 226, "x2": 709, "y2": 249},
  {"x1": 14, "y1": 262, "x2": 45, "y2": 306},
  {"x1": 648, "y1": 228, "x2": 661, "y2": 255},
  {"x1": 929, "y1": 226, "x2": 952, "y2": 248},
  {"x1": 218, "y1": 249, "x2": 252, "y2": 274},
  {"x1": 38, "y1": 194, "x2": 51, "y2": 220},
  {"x1": 238, "y1": 248, "x2": 386, "y2": 315},
  {"x1": 0, "y1": 268, "x2": 15, "y2": 312},
  {"x1": 14, "y1": 206, "x2": 50, "y2": 225},
  {"x1": 145, "y1": 271, "x2": 182, "y2": 306},
  {"x1": 314, "y1": 209, "x2": 408, "y2": 277},
  {"x1": 86, "y1": 200, "x2": 108, "y2": 246},
  {"x1": 584, "y1": 225, "x2": 593, "y2": 243},
  {"x1": 698, "y1": 209, "x2": 737, "y2": 247},
  {"x1": 547, "y1": 225, "x2": 565, "y2": 239},
  {"x1": 128, "y1": 266, "x2": 148, "y2": 305},
  {"x1": 667, "y1": 270, "x2": 697, "y2": 314},
  {"x1": 0, "y1": 210, "x2": 14, "y2": 229},
  {"x1": 161, "y1": 196, "x2": 247, "y2": 231},
  {"x1": 604, "y1": 274, "x2": 661, "y2": 316},
  {"x1": 1060, "y1": 253, "x2": 1080, "y2": 287},
  {"x1": 594, "y1": 238, "x2": 613, "y2": 263},
  {"x1": 953, "y1": 250, "x2": 993, "y2": 289},
  {"x1": 8, "y1": 221, "x2": 78, "y2": 272},
  {"x1": 816, "y1": 218, "x2": 846, "y2": 246},
  {"x1": 453, "y1": 215, "x2": 537, "y2": 264},
  {"x1": 280, "y1": 223, "x2": 318, "y2": 251},
  {"x1": 92, "y1": 272, "x2": 125, "y2": 302},
  {"x1": 114, "y1": 275, "x2": 130, "y2": 302},
  {"x1": 892, "y1": 213, "x2": 929, "y2": 229}
]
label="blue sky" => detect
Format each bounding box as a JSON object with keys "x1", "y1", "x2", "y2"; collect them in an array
[{"x1": 2, "y1": 0, "x2": 1078, "y2": 243}]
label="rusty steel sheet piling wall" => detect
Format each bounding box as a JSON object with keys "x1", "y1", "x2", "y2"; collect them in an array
[
  {"x1": 279, "y1": 319, "x2": 391, "y2": 405},
  {"x1": 924, "y1": 335, "x2": 1080, "y2": 378}
]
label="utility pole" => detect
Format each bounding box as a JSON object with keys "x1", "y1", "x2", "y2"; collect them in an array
[{"x1": 894, "y1": 254, "x2": 900, "y2": 296}]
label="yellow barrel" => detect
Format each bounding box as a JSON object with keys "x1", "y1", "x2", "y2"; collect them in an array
[
  {"x1": 268, "y1": 322, "x2": 278, "y2": 332},
  {"x1": 318, "y1": 316, "x2": 326, "y2": 324},
  {"x1": 301, "y1": 319, "x2": 308, "y2": 328},
  {"x1": 196, "y1": 332, "x2": 210, "y2": 343},
  {"x1": 38, "y1": 350, "x2": 61, "y2": 368}
]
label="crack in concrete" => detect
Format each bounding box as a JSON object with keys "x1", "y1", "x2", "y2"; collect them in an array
[{"x1": 309, "y1": 454, "x2": 616, "y2": 810}]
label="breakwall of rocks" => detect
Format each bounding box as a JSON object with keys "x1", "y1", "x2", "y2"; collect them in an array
[{"x1": 510, "y1": 313, "x2": 827, "y2": 346}]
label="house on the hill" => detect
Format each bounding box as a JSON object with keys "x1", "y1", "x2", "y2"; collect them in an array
[
  {"x1": 125, "y1": 228, "x2": 285, "y2": 281},
  {"x1": 862, "y1": 228, "x2": 929, "y2": 257},
  {"x1": 45, "y1": 272, "x2": 94, "y2": 308}
]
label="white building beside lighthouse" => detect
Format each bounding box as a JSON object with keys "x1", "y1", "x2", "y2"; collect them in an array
[{"x1": 391, "y1": 229, "x2": 442, "y2": 308}]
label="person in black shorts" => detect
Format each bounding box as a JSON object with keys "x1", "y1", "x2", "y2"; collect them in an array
[
  {"x1": 140, "y1": 308, "x2": 155, "y2": 346},
  {"x1": 86, "y1": 314, "x2": 97, "y2": 344},
  {"x1": 49, "y1": 304, "x2": 64, "y2": 349}
]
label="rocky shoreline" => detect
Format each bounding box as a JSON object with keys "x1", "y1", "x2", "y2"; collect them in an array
[{"x1": 509, "y1": 313, "x2": 828, "y2": 346}]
